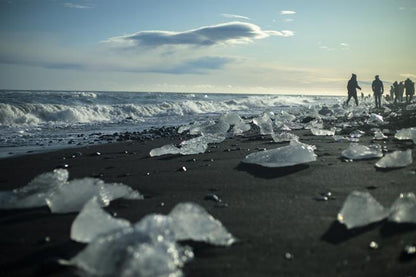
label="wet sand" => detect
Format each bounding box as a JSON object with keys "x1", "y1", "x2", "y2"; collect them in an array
[{"x1": 1, "y1": 107, "x2": 416, "y2": 276}]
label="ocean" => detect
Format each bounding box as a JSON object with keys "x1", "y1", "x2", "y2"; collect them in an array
[{"x1": 0, "y1": 90, "x2": 343, "y2": 158}]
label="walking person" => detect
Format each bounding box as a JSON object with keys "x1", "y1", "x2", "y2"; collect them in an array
[
  {"x1": 346, "y1": 73, "x2": 361, "y2": 106},
  {"x1": 372, "y1": 75, "x2": 384, "y2": 109},
  {"x1": 405, "y1": 78, "x2": 415, "y2": 103}
]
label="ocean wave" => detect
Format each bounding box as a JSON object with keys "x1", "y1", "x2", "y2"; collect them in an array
[{"x1": 0, "y1": 94, "x2": 337, "y2": 127}]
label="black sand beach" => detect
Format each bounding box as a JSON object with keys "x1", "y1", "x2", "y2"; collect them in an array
[{"x1": 1, "y1": 106, "x2": 416, "y2": 276}]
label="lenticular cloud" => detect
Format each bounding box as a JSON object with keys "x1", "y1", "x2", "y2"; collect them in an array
[{"x1": 104, "y1": 21, "x2": 293, "y2": 48}]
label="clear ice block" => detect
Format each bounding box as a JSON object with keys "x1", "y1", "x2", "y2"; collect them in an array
[
  {"x1": 71, "y1": 197, "x2": 131, "y2": 243},
  {"x1": 341, "y1": 143, "x2": 383, "y2": 160},
  {"x1": 169, "y1": 202, "x2": 236, "y2": 246},
  {"x1": 242, "y1": 140, "x2": 317, "y2": 167},
  {"x1": 337, "y1": 191, "x2": 388, "y2": 229},
  {"x1": 375, "y1": 149, "x2": 413, "y2": 169},
  {"x1": 388, "y1": 193, "x2": 416, "y2": 224},
  {"x1": 0, "y1": 169, "x2": 68, "y2": 209}
]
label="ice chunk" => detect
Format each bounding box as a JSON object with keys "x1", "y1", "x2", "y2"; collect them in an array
[
  {"x1": 373, "y1": 130, "x2": 387, "y2": 140},
  {"x1": 310, "y1": 128, "x2": 335, "y2": 136},
  {"x1": 219, "y1": 113, "x2": 251, "y2": 135},
  {"x1": 395, "y1": 127, "x2": 416, "y2": 143},
  {"x1": 337, "y1": 191, "x2": 388, "y2": 229},
  {"x1": 169, "y1": 202, "x2": 236, "y2": 246},
  {"x1": 67, "y1": 226, "x2": 192, "y2": 277},
  {"x1": 231, "y1": 121, "x2": 251, "y2": 136},
  {"x1": 304, "y1": 119, "x2": 324, "y2": 130},
  {"x1": 388, "y1": 193, "x2": 416, "y2": 224},
  {"x1": 271, "y1": 132, "x2": 299, "y2": 143},
  {"x1": 149, "y1": 144, "x2": 181, "y2": 157},
  {"x1": 375, "y1": 149, "x2": 413, "y2": 169},
  {"x1": 242, "y1": 140, "x2": 317, "y2": 167},
  {"x1": 406, "y1": 104, "x2": 416, "y2": 111},
  {"x1": 333, "y1": 135, "x2": 358, "y2": 142},
  {"x1": 219, "y1": 112, "x2": 242, "y2": 126},
  {"x1": 0, "y1": 169, "x2": 68, "y2": 209},
  {"x1": 46, "y1": 178, "x2": 143, "y2": 213},
  {"x1": 66, "y1": 202, "x2": 236, "y2": 276},
  {"x1": 274, "y1": 121, "x2": 292, "y2": 131},
  {"x1": 349, "y1": 129, "x2": 365, "y2": 138},
  {"x1": 367, "y1": 113, "x2": 384, "y2": 125},
  {"x1": 341, "y1": 143, "x2": 383, "y2": 160},
  {"x1": 200, "y1": 119, "x2": 230, "y2": 136},
  {"x1": 252, "y1": 113, "x2": 273, "y2": 135},
  {"x1": 150, "y1": 134, "x2": 225, "y2": 157},
  {"x1": 275, "y1": 110, "x2": 296, "y2": 122},
  {"x1": 71, "y1": 197, "x2": 131, "y2": 243}
]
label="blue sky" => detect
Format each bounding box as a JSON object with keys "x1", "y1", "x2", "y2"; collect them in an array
[{"x1": 0, "y1": 0, "x2": 415, "y2": 95}]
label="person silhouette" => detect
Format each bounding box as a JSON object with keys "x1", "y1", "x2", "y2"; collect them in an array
[
  {"x1": 372, "y1": 75, "x2": 384, "y2": 109},
  {"x1": 346, "y1": 73, "x2": 361, "y2": 106},
  {"x1": 405, "y1": 78, "x2": 415, "y2": 103},
  {"x1": 393, "y1": 81, "x2": 400, "y2": 104}
]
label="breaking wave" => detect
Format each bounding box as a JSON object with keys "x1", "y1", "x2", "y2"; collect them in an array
[{"x1": 0, "y1": 94, "x2": 334, "y2": 127}]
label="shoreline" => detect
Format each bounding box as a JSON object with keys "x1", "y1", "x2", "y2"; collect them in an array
[{"x1": 1, "y1": 104, "x2": 416, "y2": 276}]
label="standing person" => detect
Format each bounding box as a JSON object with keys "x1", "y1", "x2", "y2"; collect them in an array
[
  {"x1": 405, "y1": 78, "x2": 415, "y2": 103},
  {"x1": 346, "y1": 73, "x2": 361, "y2": 106},
  {"x1": 390, "y1": 85, "x2": 395, "y2": 100},
  {"x1": 372, "y1": 75, "x2": 384, "y2": 109},
  {"x1": 399, "y1": 81, "x2": 405, "y2": 103},
  {"x1": 393, "y1": 81, "x2": 400, "y2": 104}
]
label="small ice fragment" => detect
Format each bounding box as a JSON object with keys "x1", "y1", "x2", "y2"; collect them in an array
[
  {"x1": 337, "y1": 191, "x2": 388, "y2": 229},
  {"x1": 375, "y1": 149, "x2": 413, "y2": 169},
  {"x1": 369, "y1": 241, "x2": 379, "y2": 250},
  {"x1": 252, "y1": 113, "x2": 274, "y2": 135},
  {"x1": 310, "y1": 128, "x2": 335, "y2": 136},
  {"x1": 149, "y1": 134, "x2": 225, "y2": 157},
  {"x1": 367, "y1": 113, "x2": 384, "y2": 125},
  {"x1": 149, "y1": 144, "x2": 180, "y2": 157},
  {"x1": 204, "y1": 193, "x2": 222, "y2": 203},
  {"x1": 349, "y1": 130, "x2": 365, "y2": 138},
  {"x1": 275, "y1": 111, "x2": 296, "y2": 122},
  {"x1": 46, "y1": 178, "x2": 142, "y2": 213},
  {"x1": 395, "y1": 127, "x2": 416, "y2": 144},
  {"x1": 373, "y1": 130, "x2": 387, "y2": 140},
  {"x1": 0, "y1": 169, "x2": 68, "y2": 209},
  {"x1": 242, "y1": 140, "x2": 317, "y2": 168},
  {"x1": 71, "y1": 197, "x2": 131, "y2": 243},
  {"x1": 388, "y1": 193, "x2": 416, "y2": 224},
  {"x1": 341, "y1": 143, "x2": 383, "y2": 160},
  {"x1": 403, "y1": 244, "x2": 416, "y2": 255},
  {"x1": 169, "y1": 202, "x2": 236, "y2": 246},
  {"x1": 271, "y1": 132, "x2": 299, "y2": 143},
  {"x1": 274, "y1": 121, "x2": 292, "y2": 131},
  {"x1": 333, "y1": 135, "x2": 359, "y2": 142},
  {"x1": 406, "y1": 104, "x2": 416, "y2": 111}
]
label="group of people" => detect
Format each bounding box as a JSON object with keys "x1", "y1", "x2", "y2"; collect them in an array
[
  {"x1": 345, "y1": 73, "x2": 415, "y2": 108},
  {"x1": 389, "y1": 79, "x2": 415, "y2": 104}
]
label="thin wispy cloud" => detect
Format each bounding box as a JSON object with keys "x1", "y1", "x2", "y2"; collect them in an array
[
  {"x1": 64, "y1": 2, "x2": 92, "y2": 9},
  {"x1": 221, "y1": 13, "x2": 250, "y2": 20},
  {"x1": 281, "y1": 10, "x2": 296, "y2": 15},
  {"x1": 400, "y1": 73, "x2": 416, "y2": 78},
  {"x1": 103, "y1": 22, "x2": 294, "y2": 49}
]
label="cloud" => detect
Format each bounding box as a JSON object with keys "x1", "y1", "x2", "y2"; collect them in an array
[
  {"x1": 221, "y1": 13, "x2": 250, "y2": 20},
  {"x1": 150, "y1": 56, "x2": 235, "y2": 74},
  {"x1": 400, "y1": 73, "x2": 416, "y2": 78},
  {"x1": 281, "y1": 10, "x2": 296, "y2": 15},
  {"x1": 103, "y1": 22, "x2": 293, "y2": 49},
  {"x1": 63, "y1": 2, "x2": 92, "y2": 9}
]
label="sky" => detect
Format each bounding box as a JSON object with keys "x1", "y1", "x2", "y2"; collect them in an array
[{"x1": 0, "y1": 0, "x2": 415, "y2": 95}]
